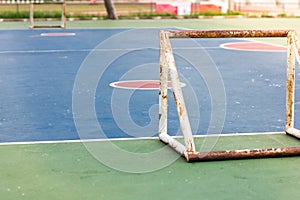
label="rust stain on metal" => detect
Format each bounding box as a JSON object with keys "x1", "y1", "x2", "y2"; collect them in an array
[
  {"x1": 166, "y1": 30, "x2": 293, "y2": 39},
  {"x1": 162, "y1": 94, "x2": 167, "y2": 99},
  {"x1": 178, "y1": 105, "x2": 183, "y2": 117},
  {"x1": 173, "y1": 91, "x2": 183, "y2": 116},
  {"x1": 187, "y1": 139, "x2": 195, "y2": 153},
  {"x1": 187, "y1": 147, "x2": 300, "y2": 162},
  {"x1": 173, "y1": 91, "x2": 178, "y2": 105}
]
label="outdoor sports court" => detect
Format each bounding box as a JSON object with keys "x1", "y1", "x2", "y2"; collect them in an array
[{"x1": 1, "y1": 19, "x2": 300, "y2": 199}]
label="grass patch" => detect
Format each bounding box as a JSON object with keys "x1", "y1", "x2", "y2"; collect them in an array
[
  {"x1": 0, "y1": 10, "x2": 63, "y2": 19},
  {"x1": 118, "y1": 12, "x2": 176, "y2": 19},
  {"x1": 191, "y1": 10, "x2": 244, "y2": 17},
  {"x1": 0, "y1": 11, "x2": 29, "y2": 18}
]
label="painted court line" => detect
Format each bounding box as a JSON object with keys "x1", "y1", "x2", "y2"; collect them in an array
[
  {"x1": 40, "y1": 33, "x2": 76, "y2": 37},
  {"x1": 0, "y1": 137, "x2": 160, "y2": 146},
  {"x1": 0, "y1": 41, "x2": 288, "y2": 55},
  {"x1": 0, "y1": 49, "x2": 93, "y2": 54},
  {"x1": 109, "y1": 80, "x2": 186, "y2": 90},
  {"x1": 0, "y1": 132, "x2": 285, "y2": 146},
  {"x1": 0, "y1": 47, "x2": 225, "y2": 55}
]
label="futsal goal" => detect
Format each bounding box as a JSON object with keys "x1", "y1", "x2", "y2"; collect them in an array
[
  {"x1": 159, "y1": 29, "x2": 300, "y2": 162},
  {"x1": 0, "y1": 0, "x2": 66, "y2": 28},
  {"x1": 29, "y1": 0, "x2": 66, "y2": 29}
]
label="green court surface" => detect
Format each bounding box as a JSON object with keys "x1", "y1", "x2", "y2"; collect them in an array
[
  {"x1": 2, "y1": 18, "x2": 300, "y2": 199},
  {"x1": 3, "y1": 18, "x2": 300, "y2": 45},
  {"x1": 1, "y1": 133, "x2": 300, "y2": 199},
  {"x1": 3, "y1": 18, "x2": 300, "y2": 31}
]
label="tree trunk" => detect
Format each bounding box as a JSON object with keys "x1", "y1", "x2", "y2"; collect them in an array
[{"x1": 104, "y1": 0, "x2": 118, "y2": 20}]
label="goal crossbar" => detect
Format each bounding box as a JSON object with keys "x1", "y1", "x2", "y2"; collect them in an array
[{"x1": 159, "y1": 29, "x2": 300, "y2": 162}]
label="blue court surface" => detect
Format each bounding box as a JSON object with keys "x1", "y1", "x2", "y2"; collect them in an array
[{"x1": 0, "y1": 28, "x2": 299, "y2": 143}]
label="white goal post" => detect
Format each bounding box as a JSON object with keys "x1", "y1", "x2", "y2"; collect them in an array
[
  {"x1": 29, "y1": 0, "x2": 66, "y2": 29},
  {"x1": 159, "y1": 29, "x2": 300, "y2": 162}
]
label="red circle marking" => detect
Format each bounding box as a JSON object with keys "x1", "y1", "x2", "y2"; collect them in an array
[
  {"x1": 221, "y1": 41, "x2": 286, "y2": 52},
  {"x1": 40, "y1": 33, "x2": 76, "y2": 37},
  {"x1": 109, "y1": 80, "x2": 186, "y2": 90}
]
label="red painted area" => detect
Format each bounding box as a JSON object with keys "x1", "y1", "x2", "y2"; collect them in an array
[
  {"x1": 192, "y1": 4, "x2": 222, "y2": 12},
  {"x1": 221, "y1": 42, "x2": 287, "y2": 52},
  {"x1": 157, "y1": 3, "x2": 222, "y2": 15},
  {"x1": 110, "y1": 80, "x2": 185, "y2": 90},
  {"x1": 40, "y1": 33, "x2": 76, "y2": 37},
  {"x1": 156, "y1": 4, "x2": 178, "y2": 15}
]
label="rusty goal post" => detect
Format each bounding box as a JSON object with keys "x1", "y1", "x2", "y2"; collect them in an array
[{"x1": 159, "y1": 29, "x2": 300, "y2": 162}]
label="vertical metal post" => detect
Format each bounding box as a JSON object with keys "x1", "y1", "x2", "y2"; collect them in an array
[
  {"x1": 29, "y1": 3, "x2": 34, "y2": 28},
  {"x1": 159, "y1": 31, "x2": 188, "y2": 158},
  {"x1": 286, "y1": 31, "x2": 300, "y2": 139},
  {"x1": 61, "y1": 1, "x2": 66, "y2": 29},
  {"x1": 159, "y1": 31, "x2": 169, "y2": 137},
  {"x1": 286, "y1": 32, "x2": 296, "y2": 132},
  {"x1": 162, "y1": 31, "x2": 196, "y2": 153}
]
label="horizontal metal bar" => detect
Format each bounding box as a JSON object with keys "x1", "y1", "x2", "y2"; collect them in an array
[
  {"x1": 286, "y1": 127, "x2": 300, "y2": 139},
  {"x1": 166, "y1": 30, "x2": 294, "y2": 39},
  {"x1": 30, "y1": 2, "x2": 65, "y2": 4},
  {"x1": 159, "y1": 133, "x2": 188, "y2": 158},
  {"x1": 31, "y1": 25, "x2": 64, "y2": 29},
  {"x1": 187, "y1": 147, "x2": 300, "y2": 162}
]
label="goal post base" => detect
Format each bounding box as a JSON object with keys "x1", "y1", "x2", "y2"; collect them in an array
[
  {"x1": 159, "y1": 132, "x2": 300, "y2": 162},
  {"x1": 186, "y1": 147, "x2": 300, "y2": 162}
]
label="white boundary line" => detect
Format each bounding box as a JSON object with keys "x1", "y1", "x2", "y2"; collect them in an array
[
  {"x1": 0, "y1": 47, "x2": 224, "y2": 55},
  {"x1": 0, "y1": 132, "x2": 285, "y2": 146},
  {"x1": 0, "y1": 137, "x2": 159, "y2": 146},
  {"x1": 40, "y1": 33, "x2": 76, "y2": 37},
  {"x1": 1, "y1": 41, "x2": 286, "y2": 55}
]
